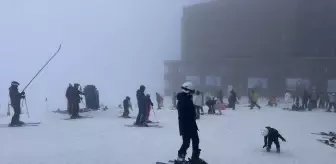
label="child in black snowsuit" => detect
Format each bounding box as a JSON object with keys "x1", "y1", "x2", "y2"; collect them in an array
[{"x1": 262, "y1": 126, "x2": 286, "y2": 153}]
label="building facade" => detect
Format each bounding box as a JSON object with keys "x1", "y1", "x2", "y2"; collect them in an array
[{"x1": 164, "y1": 0, "x2": 336, "y2": 97}]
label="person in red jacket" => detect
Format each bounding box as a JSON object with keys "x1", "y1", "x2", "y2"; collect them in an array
[{"x1": 145, "y1": 94, "x2": 154, "y2": 123}]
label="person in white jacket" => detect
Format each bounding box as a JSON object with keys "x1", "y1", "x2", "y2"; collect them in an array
[
  {"x1": 193, "y1": 90, "x2": 203, "y2": 119},
  {"x1": 284, "y1": 91, "x2": 293, "y2": 110}
]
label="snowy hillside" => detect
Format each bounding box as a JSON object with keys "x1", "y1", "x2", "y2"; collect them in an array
[{"x1": 0, "y1": 104, "x2": 335, "y2": 164}]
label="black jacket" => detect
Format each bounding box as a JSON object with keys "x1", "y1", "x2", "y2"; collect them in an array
[
  {"x1": 136, "y1": 89, "x2": 146, "y2": 111},
  {"x1": 123, "y1": 99, "x2": 130, "y2": 110},
  {"x1": 229, "y1": 90, "x2": 237, "y2": 103},
  {"x1": 9, "y1": 86, "x2": 24, "y2": 106},
  {"x1": 177, "y1": 92, "x2": 198, "y2": 136},
  {"x1": 70, "y1": 87, "x2": 83, "y2": 103},
  {"x1": 66, "y1": 86, "x2": 72, "y2": 100},
  {"x1": 264, "y1": 127, "x2": 286, "y2": 145}
]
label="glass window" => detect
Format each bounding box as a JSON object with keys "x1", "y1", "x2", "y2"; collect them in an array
[{"x1": 205, "y1": 76, "x2": 221, "y2": 86}]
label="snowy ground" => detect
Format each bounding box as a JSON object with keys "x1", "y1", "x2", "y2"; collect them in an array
[{"x1": 0, "y1": 104, "x2": 335, "y2": 164}]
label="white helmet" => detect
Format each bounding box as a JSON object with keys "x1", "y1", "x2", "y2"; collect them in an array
[
  {"x1": 261, "y1": 128, "x2": 269, "y2": 137},
  {"x1": 181, "y1": 82, "x2": 194, "y2": 93}
]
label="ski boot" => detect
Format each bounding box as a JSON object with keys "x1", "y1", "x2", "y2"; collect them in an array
[
  {"x1": 276, "y1": 148, "x2": 280, "y2": 153},
  {"x1": 266, "y1": 148, "x2": 270, "y2": 152},
  {"x1": 18, "y1": 121, "x2": 25, "y2": 126},
  {"x1": 190, "y1": 149, "x2": 207, "y2": 164},
  {"x1": 174, "y1": 153, "x2": 186, "y2": 164}
]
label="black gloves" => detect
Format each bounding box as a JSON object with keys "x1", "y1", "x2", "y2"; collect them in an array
[
  {"x1": 21, "y1": 91, "x2": 25, "y2": 96},
  {"x1": 282, "y1": 138, "x2": 286, "y2": 142}
]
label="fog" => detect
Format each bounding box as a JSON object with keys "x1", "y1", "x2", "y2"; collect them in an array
[{"x1": 0, "y1": 0, "x2": 207, "y2": 112}]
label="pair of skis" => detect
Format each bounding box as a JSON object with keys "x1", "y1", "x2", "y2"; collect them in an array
[
  {"x1": 0, "y1": 122, "x2": 41, "y2": 128},
  {"x1": 312, "y1": 131, "x2": 336, "y2": 149}
]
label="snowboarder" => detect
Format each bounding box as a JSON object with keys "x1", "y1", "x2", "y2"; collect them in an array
[
  {"x1": 228, "y1": 89, "x2": 237, "y2": 110},
  {"x1": 135, "y1": 85, "x2": 147, "y2": 126},
  {"x1": 262, "y1": 126, "x2": 286, "y2": 153},
  {"x1": 122, "y1": 96, "x2": 132, "y2": 118},
  {"x1": 9, "y1": 81, "x2": 26, "y2": 126},
  {"x1": 193, "y1": 90, "x2": 203, "y2": 119},
  {"x1": 176, "y1": 82, "x2": 206, "y2": 164},
  {"x1": 250, "y1": 90, "x2": 261, "y2": 109},
  {"x1": 65, "y1": 84, "x2": 73, "y2": 115},
  {"x1": 69, "y1": 83, "x2": 84, "y2": 119},
  {"x1": 145, "y1": 94, "x2": 154, "y2": 123}
]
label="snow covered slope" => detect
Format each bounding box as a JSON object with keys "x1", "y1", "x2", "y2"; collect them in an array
[{"x1": 0, "y1": 105, "x2": 335, "y2": 164}]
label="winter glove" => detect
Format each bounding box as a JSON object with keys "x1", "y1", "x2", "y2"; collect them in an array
[
  {"x1": 263, "y1": 145, "x2": 266, "y2": 148},
  {"x1": 282, "y1": 138, "x2": 286, "y2": 142},
  {"x1": 21, "y1": 91, "x2": 25, "y2": 96}
]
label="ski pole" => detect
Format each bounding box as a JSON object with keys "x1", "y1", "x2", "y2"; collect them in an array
[
  {"x1": 7, "y1": 101, "x2": 11, "y2": 116},
  {"x1": 22, "y1": 44, "x2": 62, "y2": 92},
  {"x1": 151, "y1": 106, "x2": 159, "y2": 122},
  {"x1": 24, "y1": 98, "x2": 30, "y2": 118}
]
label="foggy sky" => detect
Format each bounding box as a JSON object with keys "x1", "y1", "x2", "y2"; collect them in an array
[{"x1": 0, "y1": 0, "x2": 207, "y2": 113}]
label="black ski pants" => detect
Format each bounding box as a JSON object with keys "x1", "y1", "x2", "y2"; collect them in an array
[
  {"x1": 71, "y1": 102, "x2": 80, "y2": 117},
  {"x1": 267, "y1": 137, "x2": 280, "y2": 150},
  {"x1": 135, "y1": 106, "x2": 146, "y2": 124},
  {"x1": 302, "y1": 100, "x2": 308, "y2": 109},
  {"x1": 250, "y1": 101, "x2": 260, "y2": 109},
  {"x1": 11, "y1": 104, "x2": 21, "y2": 124},
  {"x1": 178, "y1": 130, "x2": 200, "y2": 156},
  {"x1": 195, "y1": 105, "x2": 201, "y2": 119},
  {"x1": 123, "y1": 107, "x2": 130, "y2": 117}
]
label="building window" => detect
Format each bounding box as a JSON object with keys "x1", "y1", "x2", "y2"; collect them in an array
[
  {"x1": 248, "y1": 78, "x2": 268, "y2": 89},
  {"x1": 186, "y1": 76, "x2": 200, "y2": 86},
  {"x1": 205, "y1": 76, "x2": 221, "y2": 86},
  {"x1": 285, "y1": 78, "x2": 310, "y2": 91}
]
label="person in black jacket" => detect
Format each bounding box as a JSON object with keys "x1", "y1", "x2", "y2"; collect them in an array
[
  {"x1": 176, "y1": 82, "x2": 206, "y2": 164},
  {"x1": 9, "y1": 81, "x2": 26, "y2": 126},
  {"x1": 65, "y1": 84, "x2": 73, "y2": 115},
  {"x1": 302, "y1": 90, "x2": 309, "y2": 109},
  {"x1": 122, "y1": 96, "x2": 132, "y2": 118},
  {"x1": 135, "y1": 85, "x2": 147, "y2": 126},
  {"x1": 70, "y1": 83, "x2": 84, "y2": 119},
  {"x1": 262, "y1": 126, "x2": 286, "y2": 153},
  {"x1": 228, "y1": 89, "x2": 237, "y2": 110}
]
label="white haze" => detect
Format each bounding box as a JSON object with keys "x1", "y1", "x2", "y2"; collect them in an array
[{"x1": 0, "y1": 0, "x2": 208, "y2": 112}]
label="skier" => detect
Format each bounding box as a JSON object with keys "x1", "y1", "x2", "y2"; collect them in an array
[
  {"x1": 327, "y1": 93, "x2": 336, "y2": 112},
  {"x1": 172, "y1": 92, "x2": 177, "y2": 109},
  {"x1": 156, "y1": 92, "x2": 162, "y2": 109},
  {"x1": 135, "y1": 85, "x2": 147, "y2": 126},
  {"x1": 70, "y1": 83, "x2": 84, "y2": 119},
  {"x1": 250, "y1": 89, "x2": 261, "y2": 109},
  {"x1": 176, "y1": 82, "x2": 206, "y2": 164},
  {"x1": 145, "y1": 94, "x2": 154, "y2": 123},
  {"x1": 302, "y1": 90, "x2": 309, "y2": 109},
  {"x1": 193, "y1": 90, "x2": 203, "y2": 119},
  {"x1": 262, "y1": 126, "x2": 286, "y2": 153},
  {"x1": 217, "y1": 90, "x2": 223, "y2": 103},
  {"x1": 65, "y1": 84, "x2": 73, "y2": 115},
  {"x1": 228, "y1": 89, "x2": 237, "y2": 110},
  {"x1": 284, "y1": 90, "x2": 292, "y2": 110},
  {"x1": 309, "y1": 90, "x2": 319, "y2": 110},
  {"x1": 122, "y1": 96, "x2": 132, "y2": 118},
  {"x1": 9, "y1": 81, "x2": 26, "y2": 126},
  {"x1": 318, "y1": 92, "x2": 327, "y2": 109}
]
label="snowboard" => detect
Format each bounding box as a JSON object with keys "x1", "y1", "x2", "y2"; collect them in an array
[
  {"x1": 63, "y1": 116, "x2": 94, "y2": 120},
  {"x1": 124, "y1": 124, "x2": 163, "y2": 128}
]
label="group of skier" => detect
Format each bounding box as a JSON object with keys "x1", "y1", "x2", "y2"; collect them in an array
[{"x1": 283, "y1": 89, "x2": 336, "y2": 112}]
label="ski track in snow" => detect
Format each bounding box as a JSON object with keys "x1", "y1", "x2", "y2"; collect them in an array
[{"x1": 0, "y1": 104, "x2": 335, "y2": 164}]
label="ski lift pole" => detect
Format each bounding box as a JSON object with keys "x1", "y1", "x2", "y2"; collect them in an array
[{"x1": 22, "y1": 44, "x2": 62, "y2": 92}]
